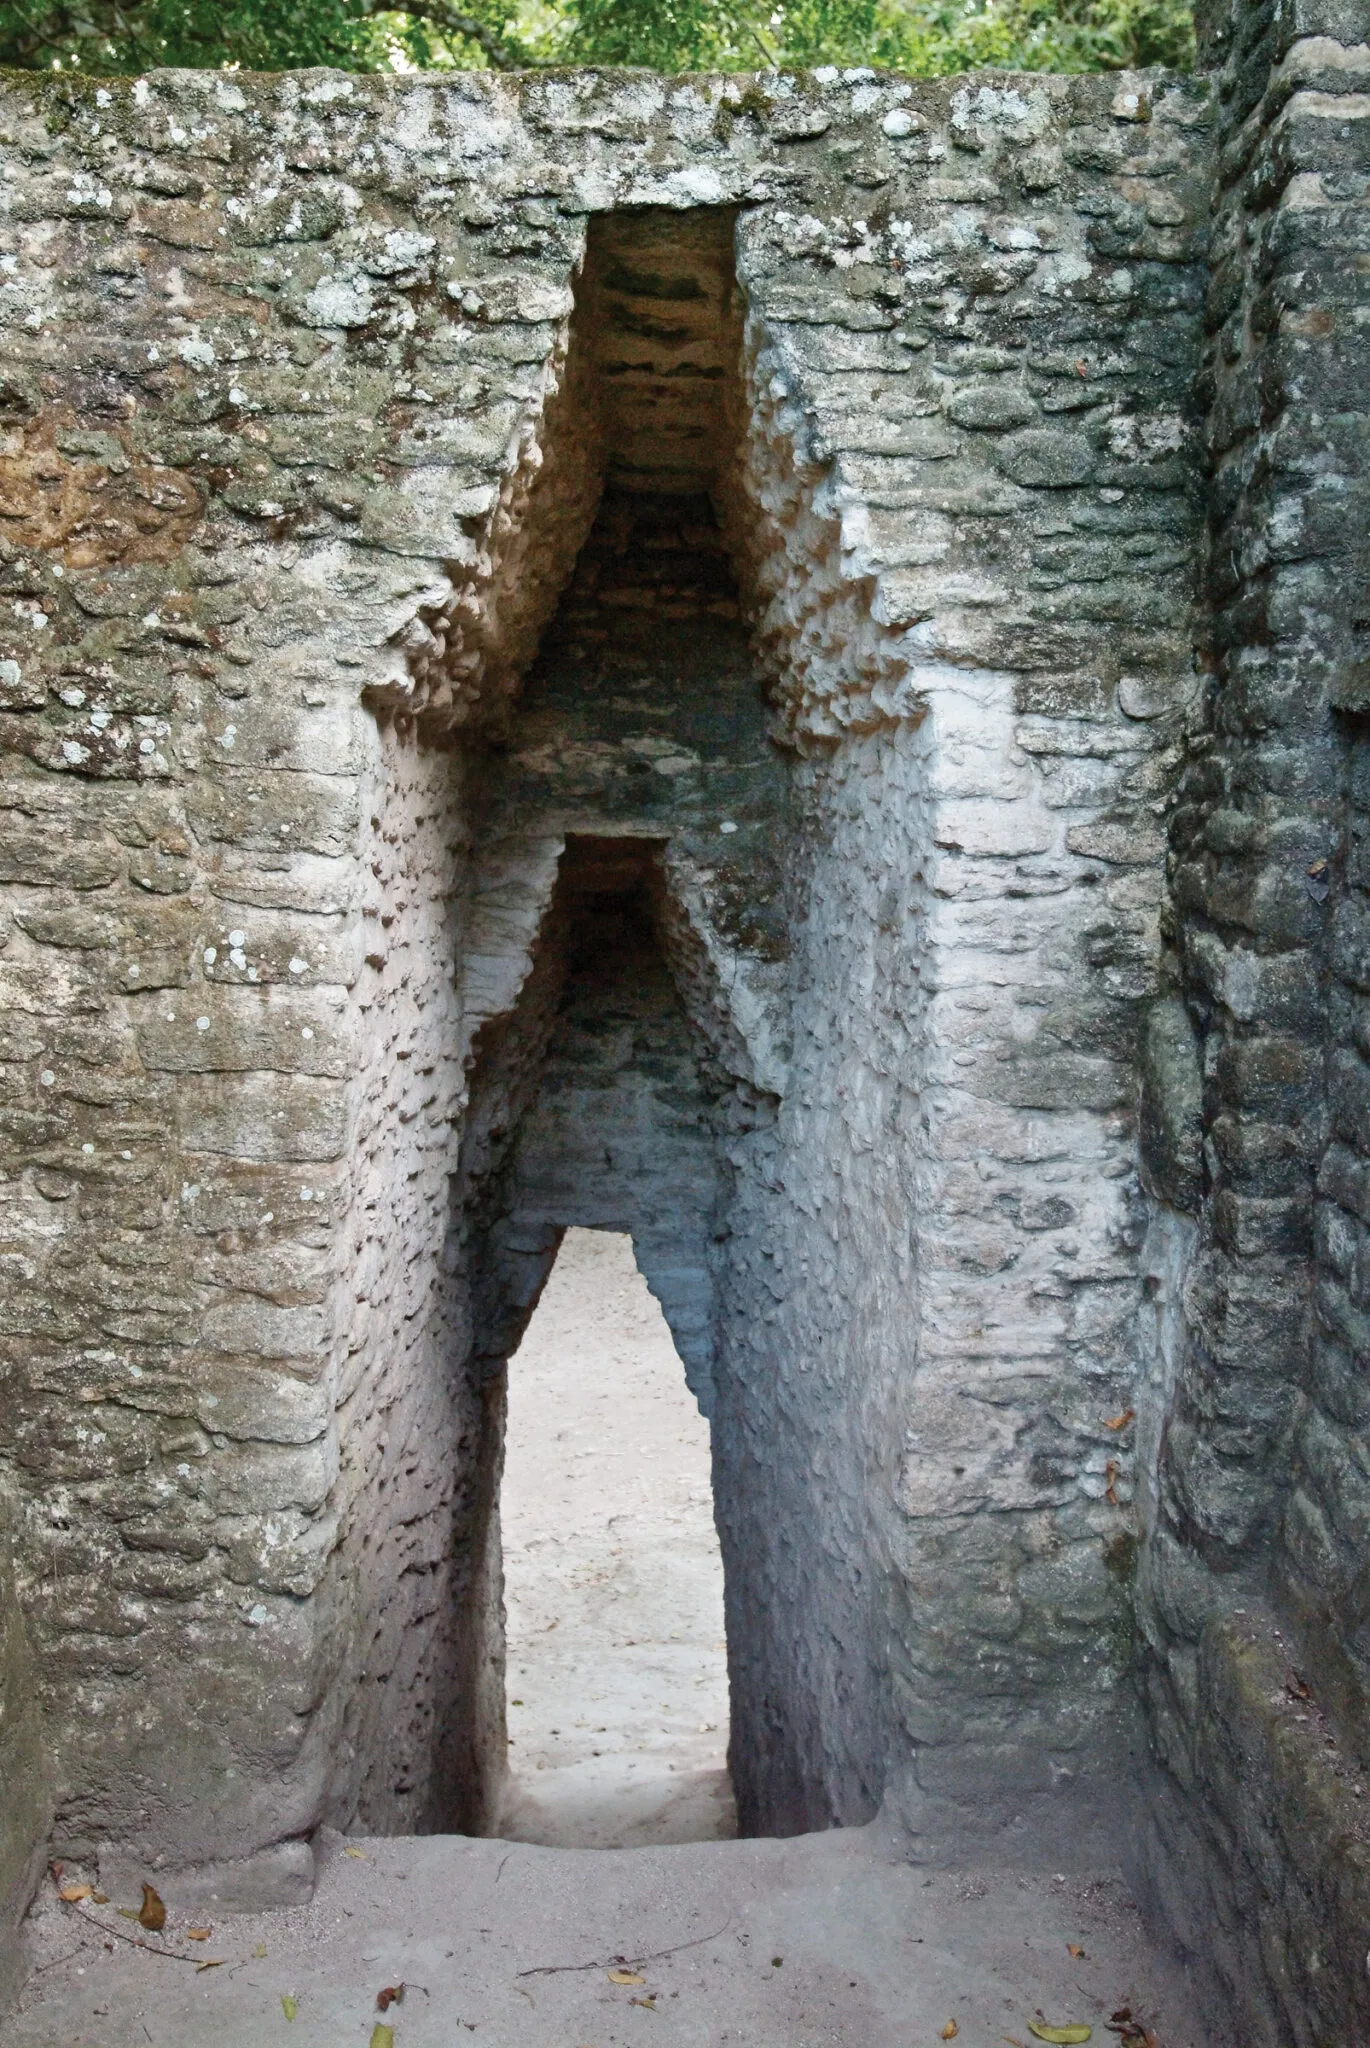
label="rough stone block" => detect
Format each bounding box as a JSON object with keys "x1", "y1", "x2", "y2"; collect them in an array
[{"x1": 97, "y1": 1839, "x2": 315, "y2": 1914}]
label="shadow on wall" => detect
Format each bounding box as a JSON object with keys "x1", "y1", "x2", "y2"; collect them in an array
[{"x1": 0, "y1": 1484, "x2": 49, "y2": 2008}]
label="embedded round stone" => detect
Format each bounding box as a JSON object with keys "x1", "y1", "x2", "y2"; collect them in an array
[
  {"x1": 996, "y1": 428, "x2": 1094, "y2": 487},
  {"x1": 945, "y1": 383, "x2": 1038, "y2": 432}
]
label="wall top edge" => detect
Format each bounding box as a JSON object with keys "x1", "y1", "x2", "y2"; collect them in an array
[{"x1": 0, "y1": 61, "x2": 1209, "y2": 113}]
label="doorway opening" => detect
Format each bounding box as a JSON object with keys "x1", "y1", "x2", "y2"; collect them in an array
[{"x1": 496, "y1": 1227, "x2": 735, "y2": 1848}]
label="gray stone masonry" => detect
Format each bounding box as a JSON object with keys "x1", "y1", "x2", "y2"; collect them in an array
[
  {"x1": 1132, "y1": 2, "x2": 1370, "y2": 2043},
  {"x1": 0, "y1": 20, "x2": 1364, "y2": 2041},
  {"x1": 0, "y1": 1480, "x2": 49, "y2": 2010}
]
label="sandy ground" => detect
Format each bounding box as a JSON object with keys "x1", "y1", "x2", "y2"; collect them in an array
[
  {"x1": 496, "y1": 1229, "x2": 735, "y2": 1848},
  {"x1": 6, "y1": 1826, "x2": 1213, "y2": 2048}
]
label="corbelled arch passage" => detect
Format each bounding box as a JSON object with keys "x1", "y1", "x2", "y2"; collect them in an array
[
  {"x1": 446, "y1": 834, "x2": 733, "y2": 1830},
  {"x1": 336, "y1": 160, "x2": 1215, "y2": 1851},
  {"x1": 333, "y1": 204, "x2": 814, "y2": 1839},
  {"x1": 403, "y1": 207, "x2": 821, "y2": 1838}
]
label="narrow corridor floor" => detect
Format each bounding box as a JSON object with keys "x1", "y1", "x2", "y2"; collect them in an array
[
  {"x1": 498, "y1": 1228, "x2": 733, "y2": 1848},
  {"x1": 9, "y1": 1827, "x2": 1211, "y2": 2048}
]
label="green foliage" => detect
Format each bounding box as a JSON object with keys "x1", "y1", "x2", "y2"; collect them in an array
[
  {"x1": 0, "y1": 0, "x2": 1195, "y2": 78},
  {"x1": 875, "y1": 0, "x2": 1195, "y2": 73},
  {"x1": 0, "y1": 0, "x2": 385, "y2": 72}
]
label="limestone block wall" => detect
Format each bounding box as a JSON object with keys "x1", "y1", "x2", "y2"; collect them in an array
[
  {"x1": 10, "y1": 43, "x2": 1356, "y2": 1996},
  {"x1": 1133, "y1": 0, "x2": 1370, "y2": 2039},
  {"x1": 722, "y1": 110, "x2": 1209, "y2": 1841},
  {"x1": 0, "y1": 1481, "x2": 48, "y2": 2008}
]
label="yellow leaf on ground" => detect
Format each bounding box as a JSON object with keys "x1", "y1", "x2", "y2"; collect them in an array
[
  {"x1": 1028, "y1": 2025, "x2": 1092, "y2": 2044},
  {"x1": 370, "y1": 2027, "x2": 395, "y2": 2048},
  {"x1": 343, "y1": 1846, "x2": 368, "y2": 1859},
  {"x1": 1066, "y1": 1944, "x2": 1085, "y2": 1959},
  {"x1": 187, "y1": 1927, "x2": 212, "y2": 1941},
  {"x1": 194, "y1": 1960, "x2": 225, "y2": 1973},
  {"x1": 942, "y1": 2024, "x2": 959, "y2": 2041},
  {"x1": 252, "y1": 1943, "x2": 267, "y2": 1958},
  {"x1": 282, "y1": 1993, "x2": 297, "y2": 2021},
  {"x1": 608, "y1": 1969, "x2": 645, "y2": 1985},
  {"x1": 57, "y1": 1884, "x2": 93, "y2": 1903}
]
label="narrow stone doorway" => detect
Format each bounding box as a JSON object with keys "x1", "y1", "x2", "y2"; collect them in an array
[{"x1": 496, "y1": 1228, "x2": 734, "y2": 1847}]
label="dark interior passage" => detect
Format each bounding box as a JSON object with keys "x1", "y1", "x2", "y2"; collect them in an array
[{"x1": 463, "y1": 837, "x2": 726, "y2": 1414}]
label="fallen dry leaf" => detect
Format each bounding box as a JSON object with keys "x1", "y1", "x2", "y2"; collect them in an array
[
  {"x1": 58, "y1": 1884, "x2": 94, "y2": 1904},
  {"x1": 608, "y1": 1969, "x2": 645, "y2": 1985},
  {"x1": 253, "y1": 1942, "x2": 267, "y2": 1959},
  {"x1": 187, "y1": 1927, "x2": 212, "y2": 1942},
  {"x1": 194, "y1": 1959, "x2": 225, "y2": 1974},
  {"x1": 1028, "y1": 2026, "x2": 1092, "y2": 2045},
  {"x1": 1103, "y1": 1409, "x2": 1135, "y2": 1432},
  {"x1": 1104, "y1": 1460, "x2": 1121, "y2": 1506},
  {"x1": 370, "y1": 2027, "x2": 395, "y2": 2048},
  {"x1": 377, "y1": 1984, "x2": 405, "y2": 2012},
  {"x1": 630, "y1": 1995, "x2": 658, "y2": 2009},
  {"x1": 282, "y1": 1992, "x2": 298, "y2": 2021},
  {"x1": 942, "y1": 2024, "x2": 959, "y2": 2041},
  {"x1": 1067, "y1": 1944, "x2": 1086, "y2": 1959},
  {"x1": 92, "y1": 1892, "x2": 109, "y2": 1904},
  {"x1": 343, "y1": 1845, "x2": 368, "y2": 1860},
  {"x1": 138, "y1": 1884, "x2": 166, "y2": 1933}
]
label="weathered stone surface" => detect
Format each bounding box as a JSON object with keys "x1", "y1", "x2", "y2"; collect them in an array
[
  {"x1": 1128, "y1": 2, "x2": 1370, "y2": 2039},
  {"x1": 1140, "y1": 997, "x2": 1204, "y2": 1212},
  {"x1": 0, "y1": 1483, "x2": 48, "y2": 2008},
  {"x1": 0, "y1": 60, "x2": 1210, "y2": 1889},
  {"x1": 0, "y1": 31, "x2": 1360, "y2": 2040}
]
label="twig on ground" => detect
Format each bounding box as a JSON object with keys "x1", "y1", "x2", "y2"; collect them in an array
[
  {"x1": 70, "y1": 1903, "x2": 214, "y2": 1967},
  {"x1": 33, "y1": 1945, "x2": 86, "y2": 1973},
  {"x1": 516, "y1": 1915, "x2": 733, "y2": 1979}
]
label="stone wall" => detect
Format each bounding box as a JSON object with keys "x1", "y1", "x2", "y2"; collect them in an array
[
  {"x1": 0, "y1": 32, "x2": 1366, "y2": 2037},
  {"x1": 1132, "y1": 0, "x2": 1370, "y2": 2040},
  {"x1": 0, "y1": 1481, "x2": 48, "y2": 2008},
  {"x1": 0, "y1": 56, "x2": 1212, "y2": 1889},
  {"x1": 725, "y1": 109, "x2": 1210, "y2": 1842}
]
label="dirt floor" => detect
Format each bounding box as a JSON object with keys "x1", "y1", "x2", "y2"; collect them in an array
[
  {"x1": 497, "y1": 1229, "x2": 734, "y2": 1848},
  {"x1": 7, "y1": 1826, "x2": 1211, "y2": 2048}
]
